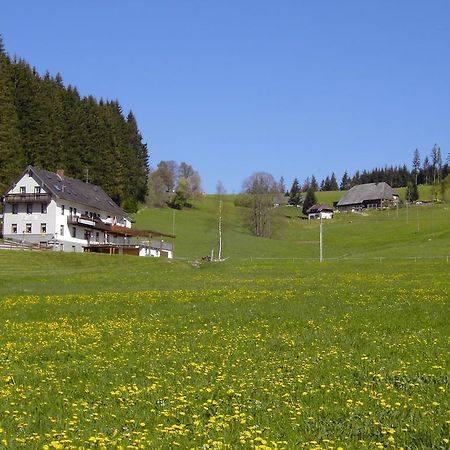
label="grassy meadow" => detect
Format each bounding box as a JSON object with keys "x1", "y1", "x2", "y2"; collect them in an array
[
  {"x1": 0, "y1": 197, "x2": 449, "y2": 449},
  {"x1": 133, "y1": 194, "x2": 450, "y2": 261}
]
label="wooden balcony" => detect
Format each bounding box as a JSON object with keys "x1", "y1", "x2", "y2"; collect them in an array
[
  {"x1": 67, "y1": 215, "x2": 111, "y2": 231},
  {"x1": 4, "y1": 193, "x2": 52, "y2": 203}
]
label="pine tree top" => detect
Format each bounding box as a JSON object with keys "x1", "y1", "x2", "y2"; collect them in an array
[{"x1": 0, "y1": 34, "x2": 5, "y2": 55}]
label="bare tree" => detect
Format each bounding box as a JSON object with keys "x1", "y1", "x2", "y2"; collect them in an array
[
  {"x1": 157, "y1": 160, "x2": 178, "y2": 192},
  {"x1": 242, "y1": 172, "x2": 278, "y2": 238},
  {"x1": 146, "y1": 169, "x2": 168, "y2": 207},
  {"x1": 216, "y1": 180, "x2": 226, "y2": 196},
  {"x1": 215, "y1": 180, "x2": 227, "y2": 260}
]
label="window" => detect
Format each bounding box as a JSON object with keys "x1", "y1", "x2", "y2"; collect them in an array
[
  {"x1": 34, "y1": 186, "x2": 41, "y2": 194},
  {"x1": 20, "y1": 186, "x2": 26, "y2": 194},
  {"x1": 74, "y1": 208, "x2": 77, "y2": 215},
  {"x1": 96, "y1": 232, "x2": 99, "y2": 241},
  {"x1": 61, "y1": 205, "x2": 65, "y2": 215},
  {"x1": 26, "y1": 223, "x2": 32, "y2": 233},
  {"x1": 27, "y1": 204, "x2": 33, "y2": 214},
  {"x1": 72, "y1": 227, "x2": 77, "y2": 238},
  {"x1": 11, "y1": 224, "x2": 17, "y2": 234},
  {"x1": 41, "y1": 203, "x2": 47, "y2": 214},
  {"x1": 69, "y1": 207, "x2": 73, "y2": 216},
  {"x1": 40, "y1": 223, "x2": 47, "y2": 233},
  {"x1": 60, "y1": 225, "x2": 64, "y2": 236},
  {"x1": 12, "y1": 204, "x2": 18, "y2": 214}
]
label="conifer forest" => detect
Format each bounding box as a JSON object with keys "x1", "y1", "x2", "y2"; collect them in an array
[{"x1": 0, "y1": 38, "x2": 148, "y2": 211}]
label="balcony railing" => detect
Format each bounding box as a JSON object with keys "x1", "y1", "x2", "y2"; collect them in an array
[
  {"x1": 67, "y1": 215, "x2": 111, "y2": 231},
  {"x1": 4, "y1": 193, "x2": 52, "y2": 203}
]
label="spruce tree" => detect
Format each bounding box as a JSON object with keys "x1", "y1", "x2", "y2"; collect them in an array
[
  {"x1": 302, "y1": 187, "x2": 317, "y2": 216},
  {"x1": 340, "y1": 172, "x2": 350, "y2": 190},
  {"x1": 412, "y1": 148, "x2": 420, "y2": 184},
  {"x1": 0, "y1": 34, "x2": 5, "y2": 55},
  {"x1": 310, "y1": 175, "x2": 319, "y2": 191},
  {"x1": 288, "y1": 178, "x2": 302, "y2": 206},
  {"x1": 405, "y1": 181, "x2": 419, "y2": 203},
  {"x1": 329, "y1": 172, "x2": 339, "y2": 190}
]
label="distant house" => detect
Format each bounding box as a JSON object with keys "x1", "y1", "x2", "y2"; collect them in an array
[
  {"x1": 337, "y1": 182, "x2": 399, "y2": 211},
  {"x1": 272, "y1": 194, "x2": 289, "y2": 208},
  {"x1": 2, "y1": 166, "x2": 174, "y2": 257},
  {"x1": 307, "y1": 204, "x2": 334, "y2": 220}
]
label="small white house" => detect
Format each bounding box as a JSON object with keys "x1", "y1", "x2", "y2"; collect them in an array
[
  {"x1": 2, "y1": 166, "x2": 174, "y2": 257},
  {"x1": 307, "y1": 204, "x2": 334, "y2": 220}
]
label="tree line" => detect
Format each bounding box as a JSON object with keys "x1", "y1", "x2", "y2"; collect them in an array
[
  {"x1": 0, "y1": 36, "x2": 148, "y2": 212},
  {"x1": 298, "y1": 146, "x2": 450, "y2": 195}
]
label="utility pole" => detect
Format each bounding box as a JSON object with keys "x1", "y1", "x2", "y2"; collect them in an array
[
  {"x1": 416, "y1": 203, "x2": 420, "y2": 233},
  {"x1": 172, "y1": 209, "x2": 176, "y2": 235},
  {"x1": 218, "y1": 199, "x2": 223, "y2": 260},
  {"x1": 319, "y1": 216, "x2": 323, "y2": 262},
  {"x1": 172, "y1": 209, "x2": 176, "y2": 254}
]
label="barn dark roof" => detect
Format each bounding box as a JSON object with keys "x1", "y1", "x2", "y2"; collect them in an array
[
  {"x1": 307, "y1": 203, "x2": 333, "y2": 213},
  {"x1": 28, "y1": 166, "x2": 130, "y2": 220},
  {"x1": 337, "y1": 182, "x2": 398, "y2": 207}
]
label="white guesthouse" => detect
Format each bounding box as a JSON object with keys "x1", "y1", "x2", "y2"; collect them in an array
[{"x1": 2, "y1": 166, "x2": 174, "y2": 257}]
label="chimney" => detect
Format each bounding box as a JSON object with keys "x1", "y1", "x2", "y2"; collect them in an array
[{"x1": 56, "y1": 169, "x2": 64, "y2": 179}]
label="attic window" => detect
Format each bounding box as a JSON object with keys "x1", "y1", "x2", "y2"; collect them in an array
[
  {"x1": 108, "y1": 200, "x2": 115, "y2": 207},
  {"x1": 54, "y1": 185, "x2": 61, "y2": 191}
]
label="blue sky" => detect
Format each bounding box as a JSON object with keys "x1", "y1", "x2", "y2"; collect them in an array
[{"x1": 1, "y1": 1, "x2": 450, "y2": 193}]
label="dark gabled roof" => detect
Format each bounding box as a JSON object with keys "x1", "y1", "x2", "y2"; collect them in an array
[
  {"x1": 27, "y1": 166, "x2": 130, "y2": 220},
  {"x1": 307, "y1": 203, "x2": 333, "y2": 213},
  {"x1": 337, "y1": 182, "x2": 397, "y2": 207}
]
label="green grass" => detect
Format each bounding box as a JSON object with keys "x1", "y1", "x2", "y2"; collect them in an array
[
  {"x1": 0, "y1": 254, "x2": 449, "y2": 448},
  {"x1": 0, "y1": 195, "x2": 449, "y2": 448},
  {"x1": 132, "y1": 196, "x2": 450, "y2": 260}
]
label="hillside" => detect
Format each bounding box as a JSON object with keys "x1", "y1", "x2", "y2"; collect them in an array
[{"x1": 132, "y1": 191, "x2": 450, "y2": 260}]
